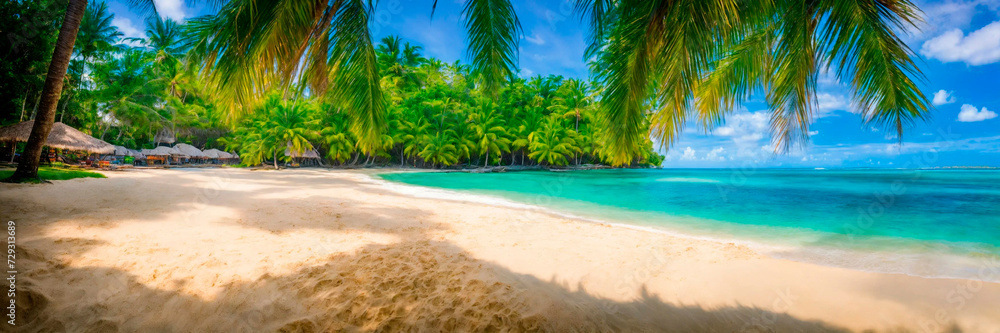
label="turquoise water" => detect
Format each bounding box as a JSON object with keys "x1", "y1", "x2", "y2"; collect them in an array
[{"x1": 379, "y1": 169, "x2": 1000, "y2": 279}]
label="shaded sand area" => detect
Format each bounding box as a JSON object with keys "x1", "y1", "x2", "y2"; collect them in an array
[{"x1": 1, "y1": 168, "x2": 998, "y2": 332}]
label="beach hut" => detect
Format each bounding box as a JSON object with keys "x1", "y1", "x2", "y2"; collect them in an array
[
  {"x1": 174, "y1": 143, "x2": 207, "y2": 164},
  {"x1": 108, "y1": 145, "x2": 144, "y2": 167},
  {"x1": 0, "y1": 120, "x2": 115, "y2": 153},
  {"x1": 284, "y1": 145, "x2": 321, "y2": 167},
  {"x1": 202, "y1": 148, "x2": 224, "y2": 164},
  {"x1": 140, "y1": 146, "x2": 180, "y2": 165},
  {"x1": 202, "y1": 148, "x2": 238, "y2": 164},
  {"x1": 0, "y1": 120, "x2": 114, "y2": 163}
]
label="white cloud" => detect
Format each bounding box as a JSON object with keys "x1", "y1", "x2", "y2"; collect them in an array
[
  {"x1": 523, "y1": 32, "x2": 545, "y2": 45},
  {"x1": 154, "y1": 0, "x2": 186, "y2": 22},
  {"x1": 112, "y1": 17, "x2": 143, "y2": 39},
  {"x1": 714, "y1": 127, "x2": 735, "y2": 136},
  {"x1": 817, "y1": 92, "x2": 850, "y2": 116},
  {"x1": 808, "y1": 130, "x2": 819, "y2": 136},
  {"x1": 921, "y1": 20, "x2": 1000, "y2": 65},
  {"x1": 957, "y1": 104, "x2": 998, "y2": 122},
  {"x1": 705, "y1": 147, "x2": 726, "y2": 161},
  {"x1": 932, "y1": 90, "x2": 956, "y2": 106},
  {"x1": 680, "y1": 147, "x2": 697, "y2": 160}
]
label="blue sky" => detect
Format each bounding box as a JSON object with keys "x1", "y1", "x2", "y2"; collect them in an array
[{"x1": 106, "y1": 0, "x2": 1000, "y2": 168}]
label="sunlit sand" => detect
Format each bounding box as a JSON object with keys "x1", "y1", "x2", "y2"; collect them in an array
[{"x1": 2, "y1": 168, "x2": 998, "y2": 332}]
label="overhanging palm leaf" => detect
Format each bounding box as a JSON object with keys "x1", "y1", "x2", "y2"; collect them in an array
[
  {"x1": 462, "y1": 0, "x2": 522, "y2": 99},
  {"x1": 581, "y1": 0, "x2": 931, "y2": 166}
]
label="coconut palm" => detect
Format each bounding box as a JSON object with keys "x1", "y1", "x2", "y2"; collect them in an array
[
  {"x1": 75, "y1": 1, "x2": 122, "y2": 68},
  {"x1": 529, "y1": 117, "x2": 580, "y2": 166},
  {"x1": 186, "y1": 0, "x2": 520, "y2": 155},
  {"x1": 394, "y1": 115, "x2": 431, "y2": 167},
  {"x1": 419, "y1": 131, "x2": 459, "y2": 168},
  {"x1": 320, "y1": 113, "x2": 356, "y2": 164},
  {"x1": 5, "y1": 0, "x2": 146, "y2": 182},
  {"x1": 472, "y1": 103, "x2": 511, "y2": 167},
  {"x1": 91, "y1": 49, "x2": 165, "y2": 140},
  {"x1": 580, "y1": 0, "x2": 930, "y2": 165},
  {"x1": 132, "y1": 16, "x2": 185, "y2": 68}
]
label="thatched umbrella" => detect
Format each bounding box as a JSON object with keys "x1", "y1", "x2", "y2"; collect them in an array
[{"x1": 0, "y1": 120, "x2": 114, "y2": 154}]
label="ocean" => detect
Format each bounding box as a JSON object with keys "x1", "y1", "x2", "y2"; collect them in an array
[{"x1": 378, "y1": 169, "x2": 1000, "y2": 281}]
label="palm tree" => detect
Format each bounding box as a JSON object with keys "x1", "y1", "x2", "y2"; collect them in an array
[
  {"x1": 187, "y1": 0, "x2": 521, "y2": 155},
  {"x1": 581, "y1": 0, "x2": 930, "y2": 165},
  {"x1": 472, "y1": 103, "x2": 511, "y2": 167},
  {"x1": 91, "y1": 49, "x2": 165, "y2": 140},
  {"x1": 4, "y1": 0, "x2": 90, "y2": 182},
  {"x1": 402, "y1": 43, "x2": 426, "y2": 67},
  {"x1": 132, "y1": 16, "x2": 185, "y2": 69},
  {"x1": 377, "y1": 35, "x2": 404, "y2": 77},
  {"x1": 76, "y1": 1, "x2": 122, "y2": 79},
  {"x1": 419, "y1": 131, "x2": 459, "y2": 168},
  {"x1": 395, "y1": 118, "x2": 431, "y2": 167},
  {"x1": 528, "y1": 117, "x2": 580, "y2": 166}
]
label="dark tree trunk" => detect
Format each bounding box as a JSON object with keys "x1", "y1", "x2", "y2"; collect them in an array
[{"x1": 6, "y1": 0, "x2": 88, "y2": 182}]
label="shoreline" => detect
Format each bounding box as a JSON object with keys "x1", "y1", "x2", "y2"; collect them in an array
[
  {"x1": 2, "y1": 168, "x2": 998, "y2": 332},
  {"x1": 368, "y1": 170, "x2": 1000, "y2": 284}
]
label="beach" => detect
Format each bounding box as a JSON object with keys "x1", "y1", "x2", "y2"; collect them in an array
[{"x1": 2, "y1": 168, "x2": 998, "y2": 332}]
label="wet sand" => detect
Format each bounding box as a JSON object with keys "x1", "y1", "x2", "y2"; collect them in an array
[{"x1": 1, "y1": 168, "x2": 998, "y2": 332}]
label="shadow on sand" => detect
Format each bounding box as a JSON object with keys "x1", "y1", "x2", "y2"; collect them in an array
[{"x1": 0, "y1": 168, "x2": 970, "y2": 332}]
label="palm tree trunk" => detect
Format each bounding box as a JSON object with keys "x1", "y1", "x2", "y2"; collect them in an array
[
  {"x1": 19, "y1": 88, "x2": 29, "y2": 122},
  {"x1": 273, "y1": 150, "x2": 279, "y2": 169},
  {"x1": 59, "y1": 90, "x2": 73, "y2": 123},
  {"x1": 6, "y1": 0, "x2": 88, "y2": 182},
  {"x1": 30, "y1": 93, "x2": 42, "y2": 120},
  {"x1": 483, "y1": 146, "x2": 489, "y2": 167}
]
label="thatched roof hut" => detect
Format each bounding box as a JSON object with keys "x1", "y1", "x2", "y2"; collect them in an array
[
  {"x1": 174, "y1": 143, "x2": 206, "y2": 158},
  {"x1": 114, "y1": 146, "x2": 145, "y2": 158},
  {"x1": 113, "y1": 145, "x2": 130, "y2": 156},
  {"x1": 141, "y1": 146, "x2": 181, "y2": 156},
  {"x1": 202, "y1": 148, "x2": 236, "y2": 159},
  {"x1": 202, "y1": 148, "x2": 222, "y2": 158},
  {"x1": 0, "y1": 120, "x2": 114, "y2": 154}
]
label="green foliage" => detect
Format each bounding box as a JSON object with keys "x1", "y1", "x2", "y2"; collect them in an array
[
  {"x1": 203, "y1": 35, "x2": 662, "y2": 169},
  {"x1": 0, "y1": 166, "x2": 106, "y2": 182},
  {"x1": 225, "y1": 94, "x2": 318, "y2": 168},
  {"x1": 583, "y1": 0, "x2": 930, "y2": 165},
  {"x1": 0, "y1": 0, "x2": 64, "y2": 125}
]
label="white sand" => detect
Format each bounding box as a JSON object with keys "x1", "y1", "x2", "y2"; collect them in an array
[{"x1": 1, "y1": 168, "x2": 998, "y2": 332}]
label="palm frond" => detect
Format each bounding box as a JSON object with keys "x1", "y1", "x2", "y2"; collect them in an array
[
  {"x1": 463, "y1": 0, "x2": 522, "y2": 99},
  {"x1": 329, "y1": 0, "x2": 385, "y2": 154},
  {"x1": 820, "y1": 0, "x2": 929, "y2": 141}
]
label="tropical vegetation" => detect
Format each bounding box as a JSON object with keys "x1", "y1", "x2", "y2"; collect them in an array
[{"x1": 2, "y1": 0, "x2": 932, "y2": 180}]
